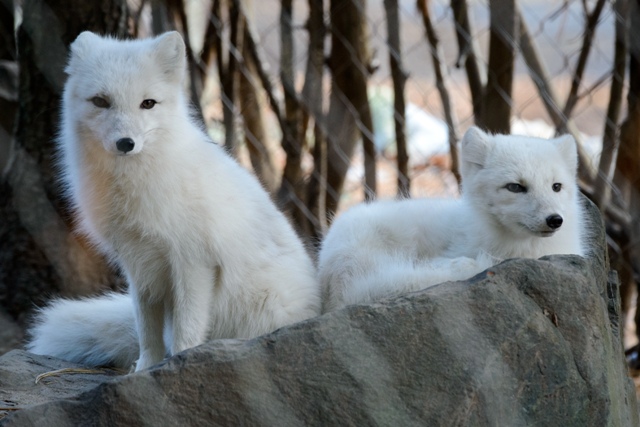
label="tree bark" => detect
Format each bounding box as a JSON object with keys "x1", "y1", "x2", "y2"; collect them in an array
[
  {"x1": 518, "y1": 9, "x2": 593, "y2": 184},
  {"x1": 613, "y1": 0, "x2": 640, "y2": 342},
  {"x1": 325, "y1": 0, "x2": 375, "y2": 216},
  {"x1": 418, "y1": 0, "x2": 461, "y2": 183},
  {"x1": 238, "y1": 17, "x2": 278, "y2": 193},
  {"x1": 385, "y1": 0, "x2": 410, "y2": 196},
  {"x1": 594, "y1": 0, "x2": 629, "y2": 210},
  {"x1": 450, "y1": 0, "x2": 484, "y2": 122},
  {"x1": 559, "y1": 0, "x2": 607, "y2": 131},
  {"x1": 479, "y1": 0, "x2": 517, "y2": 133},
  {"x1": 167, "y1": 0, "x2": 205, "y2": 124},
  {"x1": 0, "y1": 0, "x2": 16, "y2": 175},
  {"x1": 302, "y1": 0, "x2": 328, "y2": 240},
  {"x1": 218, "y1": 0, "x2": 241, "y2": 156},
  {"x1": 0, "y1": 0, "x2": 128, "y2": 326},
  {"x1": 278, "y1": 0, "x2": 308, "y2": 220}
]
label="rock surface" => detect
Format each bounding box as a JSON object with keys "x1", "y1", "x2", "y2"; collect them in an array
[
  {"x1": 1, "y1": 198, "x2": 638, "y2": 426},
  {"x1": 0, "y1": 310, "x2": 21, "y2": 356}
]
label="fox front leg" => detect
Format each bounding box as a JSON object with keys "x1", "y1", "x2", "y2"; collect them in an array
[
  {"x1": 130, "y1": 286, "x2": 166, "y2": 372},
  {"x1": 168, "y1": 265, "x2": 215, "y2": 356}
]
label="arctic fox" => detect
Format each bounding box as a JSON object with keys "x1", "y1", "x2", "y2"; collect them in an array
[
  {"x1": 318, "y1": 127, "x2": 586, "y2": 311},
  {"x1": 27, "y1": 31, "x2": 321, "y2": 371}
]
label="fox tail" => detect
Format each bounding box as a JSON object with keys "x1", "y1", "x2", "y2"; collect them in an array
[{"x1": 27, "y1": 292, "x2": 140, "y2": 369}]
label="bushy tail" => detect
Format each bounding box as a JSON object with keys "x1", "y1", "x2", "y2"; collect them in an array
[{"x1": 27, "y1": 292, "x2": 139, "y2": 369}]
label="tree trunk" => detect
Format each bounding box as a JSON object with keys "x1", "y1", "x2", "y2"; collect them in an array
[
  {"x1": 479, "y1": 0, "x2": 517, "y2": 133},
  {"x1": 0, "y1": 0, "x2": 128, "y2": 327},
  {"x1": 239, "y1": 25, "x2": 278, "y2": 193},
  {"x1": 450, "y1": 0, "x2": 484, "y2": 122},
  {"x1": 418, "y1": 0, "x2": 461, "y2": 183},
  {"x1": 302, "y1": 0, "x2": 327, "y2": 240},
  {"x1": 278, "y1": 0, "x2": 308, "y2": 222},
  {"x1": 385, "y1": 0, "x2": 410, "y2": 196},
  {"x1": 324, "y1": 0, "x2": 375, "y2": 216},
  {"x1": 0, "y1": 0, "x2": 16, "y2": 175},
  {"x1": 613, "y1": 0, "x2": 640, "y2": 344},
  {"x1": 594, "y1": 0, "x2": 629, "y2": 210}
]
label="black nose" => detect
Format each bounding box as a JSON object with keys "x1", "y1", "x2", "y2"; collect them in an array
[
  {"x1": 116, "y1": 138, "x2": 135, "y2": 153},
  {"x1": 546, "y1": 214, "x2": 563, "y2": 229}
]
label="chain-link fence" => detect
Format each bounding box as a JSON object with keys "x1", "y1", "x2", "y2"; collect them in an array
[
  {"x1": 166, "y1": 0, "x2": 639, "y2": 352},
  {"x1": 165, "y1": 0, "x2": 622, "y2": 231},
  {"x1": 1, "y1": 0, "x2": 639, "y2": 368}
]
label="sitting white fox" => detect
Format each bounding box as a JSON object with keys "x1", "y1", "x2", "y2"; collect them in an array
[
  {"x1": 318, "y1": 127, "x2": 586, "y2": 311},
  {"x1": 27, "y1": 31, "x2": 320, "y2": 371}
]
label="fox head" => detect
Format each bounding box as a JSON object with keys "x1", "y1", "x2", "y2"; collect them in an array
[
  {"x1": 61, "y1": 31, "x2": 187, "y2": 156},
  {"x1": 459, "y1": 126, "x2": 579, "y2": 238}
]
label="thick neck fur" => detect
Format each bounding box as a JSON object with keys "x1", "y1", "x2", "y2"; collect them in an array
[{"x1": 59, "y1": 101, "x2": 211, "y2": 254}]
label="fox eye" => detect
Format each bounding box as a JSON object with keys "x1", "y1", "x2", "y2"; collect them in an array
[
  {"x1": 140, "y1": 99, "x2": 157, "y2": 109},
  {"x1": 91, "y1": 96, "x2": 110, "y2": 109},
  {"x1": 505, "y1": 183, "x2": 527, "y2": 193},
  {"x1": 552, "y1": 183, "x2": 562, "y2": 192}
]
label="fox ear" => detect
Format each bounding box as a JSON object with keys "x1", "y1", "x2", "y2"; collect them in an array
[
  {"x1": 66, "y1": 31, "x2": 101, "y2": 74},
  {"x1": 460, "y1": 126, "x2": 493, "y2": 179},
  {"x1": 153, "y1": 31, "x2": 186, "y2": 82},
  {"x1": 553, "y1": 134, "x2": 578, "y2": 173}
]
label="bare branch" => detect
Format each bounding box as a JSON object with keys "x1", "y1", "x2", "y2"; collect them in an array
[
  {"x1": 385, "y1": 0, "x2": 410, "y2": 197},
  {"x1": 167, "y1": 0, "x2": 205, "y2": 124},
  {"x1": 560, "y1": 0, "x2": 607, "y2": 128},
  {"x1": 518, "y1": 9, "x2": 594, "y2": 184},
  {"x1": 324, "y1": 0, "x2": 376, "y2": 215},
  {"x1": 450, "y1": 0, "x2": 485, "y2": 121},
  {"x1": 417, "y1": 0, "x2": 461, "y2": 183},
  {"x1": 278, "y1": 0, "x2": 312, "y2": 232},
  {"x1": 200, "y1": 0, "x2": 220, "y2": 84},
  {"x1": 232, "y1": 0, "x2": 287, "y2": 131},
  {"x1": 303, "y1": 0, "x2": 328, "y2": 239},
  {"x1": 220, "y1": 1, "x2": 241, "y2": 156},
  {"x1": 594, "y1": 0, "x2": 629, "y2": 210}
]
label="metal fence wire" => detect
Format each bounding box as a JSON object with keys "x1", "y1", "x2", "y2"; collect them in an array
[
  {"x1": 2, "y1": 0, "x2": 640, "y2": 351},
  {"x1": 154, "y1": 0, "x2": 639, "y2": 349},
  {"x1": 157, "y1": 0, "x2": 624, "y2": 235}
]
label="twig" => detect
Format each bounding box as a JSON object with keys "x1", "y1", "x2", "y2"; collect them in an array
[
  {"x1": 450, "y1": 0, "x2": 485, "y2": 121},
  {"x1": 594, "y1": 0, "x2": 629, "y2": 210},
  {"x1": 34, "y1": 367, "x2": 120, "y2": 384},
  {"x1": 303, "y1": 0, "x2": 328, "y2": 239},
  {"x1": 518, "y1": 8, "x2": 594, "y2": 185},
  {"x1": 560, "y1": 0, "x2": 607, "y2": 127},
  {"x1": 199, "y1": 0, "x2": 219, "y2": 83},
  {"x1": 169, "y1": 0, "x2": 204, "y2": 123},
  {"x1": 232, "y1": 0, "x2": 286, "y2": 131},
  {"x1": 278, "y1": 0, "x2": 307, "y2": 212},
  {"x1": 385, "y1": 0, "x2": 411, "y2": 196},
  {"x1": 217, "y1": 0, "x2": 241, "y2": 155},
  {"x1": 418, "y1": 0, "x2": 461, "y2": 183}
]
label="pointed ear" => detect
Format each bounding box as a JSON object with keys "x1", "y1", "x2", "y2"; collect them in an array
[
  {"x1": 460, "y1": 126, "x2": 493, "y2": 179},
  {"x1": 66, "y1": 31, "x2": 101, "y2": 74},
  {"x1": 553, "y1": 134, "x2": 578, "y2": 173},
  {"x1": 153, "y1": 31, "x2": 186, "y2": 82}
]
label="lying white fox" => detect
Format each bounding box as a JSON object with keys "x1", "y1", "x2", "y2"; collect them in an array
[{"x1": 318, "y1": 127, "x2": 586, "y2": 311}]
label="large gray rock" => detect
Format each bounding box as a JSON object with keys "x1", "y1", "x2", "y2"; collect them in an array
[{"x1": 1, "y1": 198, "x2": 638, "y2": 426}]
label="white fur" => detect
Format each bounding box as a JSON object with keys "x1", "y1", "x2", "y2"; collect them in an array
[
  {"x1": 27, "y1": 32, "x2": 321, "y2": 371},
  {"x1": 318, "y1": 127, "x2": 586, "y2": 312}
]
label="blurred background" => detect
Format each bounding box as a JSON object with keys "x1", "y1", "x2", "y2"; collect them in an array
[{"x1": 1, "y1": 0, "x2": 639, "y2": 392}]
